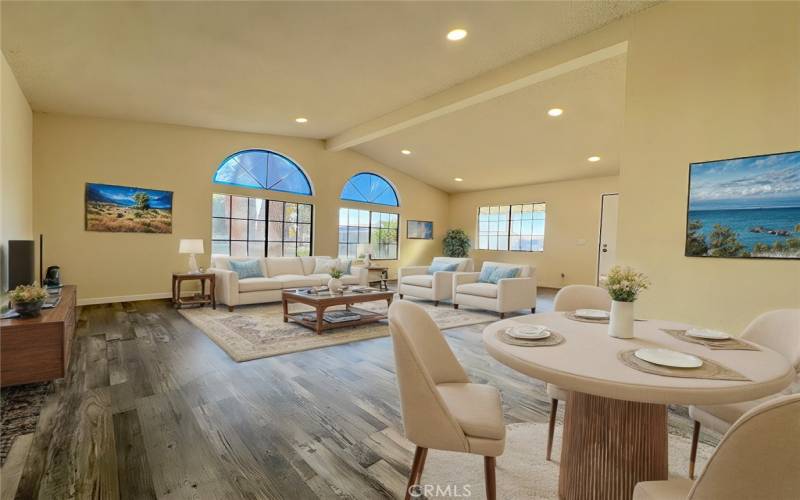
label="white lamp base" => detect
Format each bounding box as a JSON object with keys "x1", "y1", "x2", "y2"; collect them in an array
[{"x1": 188, "y1": 253, "x2": 200, "y2": 274}]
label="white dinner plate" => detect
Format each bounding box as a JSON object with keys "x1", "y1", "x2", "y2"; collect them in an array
[
  {"x1": 575, "y1": 309, "x2": 610, "y2": 320},
  {"x1": 634, "y1": 348, "x2": 703, "y2": 368},
  {"x1": 686, "y1": 328, "x2": 731, "y2": 340},
  {"x1": 506, "y1": 325, "x2": 551, "y2": 340}
]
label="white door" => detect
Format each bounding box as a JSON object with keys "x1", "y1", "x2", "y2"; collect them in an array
[{"x1": 597, "y1": 193, "x2": 619, "y2": 285}]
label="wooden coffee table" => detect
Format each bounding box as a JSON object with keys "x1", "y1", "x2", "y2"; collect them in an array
[{"x1": 282, "y1": 289, "x2": 395, "y2": 335}]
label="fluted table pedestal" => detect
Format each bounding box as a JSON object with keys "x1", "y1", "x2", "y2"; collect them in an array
[{"x1": 558, "y1": 392, "x2": 668, "y2": 500}]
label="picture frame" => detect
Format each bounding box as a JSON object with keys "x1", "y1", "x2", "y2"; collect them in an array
[
  {"x1": 407, "y1": 220, "x2": 433, "y2": 240},
  {"x1": 85, "y1": 182, "x2": 173, "y2": 233}
]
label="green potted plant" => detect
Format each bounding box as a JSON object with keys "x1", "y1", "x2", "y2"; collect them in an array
[
  {"x1": 328, "y1": 269, "x2": 344, "y2": 294},
  {"x1": 9, "y1": 284, "x2": 48, "y2": 318},
  {"x1": 443, "y1": 229, "x2": 471, "y2": 258},
  {"x1": 603, "y1": 265, "x2": 650, "y2": 339}
]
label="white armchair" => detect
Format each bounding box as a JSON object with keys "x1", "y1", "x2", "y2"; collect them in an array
[
  {"x1": 397, "y1": 257, "x2": 474, "y2": 306},
  {"x1": 452, "y1": 261, "x2": 537, "y2": 318}
]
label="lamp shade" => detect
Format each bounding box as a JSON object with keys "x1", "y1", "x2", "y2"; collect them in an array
[{"x1": 179, "y1": 239, "x2": 204, "y2": 254}]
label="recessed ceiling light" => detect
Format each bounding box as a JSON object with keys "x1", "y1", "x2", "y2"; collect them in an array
[
  {"x1": 401, "y1": 149, "x2": 412, "y2": 155},
  {"x1": 295, "y1": 117, "x2": 308, "y2": 123},
  {"x1": 547, "y1": 108, "x2": 563, "y2": 117},
  {"x1": 446, "y1": 29, "x2": 468, "y2": 41},
  {"x1": 454, "y1": 177, "x2": 464, "y2": 182},
  {"x1": 587, "y1": 156, "x2": 601, "y2": 163}
]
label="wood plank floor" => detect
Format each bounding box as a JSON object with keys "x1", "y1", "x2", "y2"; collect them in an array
[{"x1": 10, "y1": 290, "x2": 716, "y2": 499}]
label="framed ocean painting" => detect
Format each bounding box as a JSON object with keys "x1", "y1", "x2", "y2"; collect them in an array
[
  {"x1": 685, "y1": 151, "x2": 800, "y2": 259},
  {"x1": 407, "y1": 220, "x2": 433, "y2": 240},
  {"x1": 85, "y1": 183, "x2": 173, "y2": 233}
]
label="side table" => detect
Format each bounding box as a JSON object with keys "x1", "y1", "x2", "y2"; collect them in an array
[
  {"x1": 366, "y1": 266, "x2": 389, "y2": 291},
  {"x1": 172, "y1": 272, "x2": 216, "y2": 309}
]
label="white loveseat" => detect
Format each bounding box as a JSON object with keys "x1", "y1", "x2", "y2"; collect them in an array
[
  {"x1": 397, "y1": 257, "x2": 474, "y2": 306},
  {"x1": 453, "y1": 261, "x2": 537, "y2": 318},
  {"x1": 209, "y1": 255, "x2": 368, "y2": 311}
]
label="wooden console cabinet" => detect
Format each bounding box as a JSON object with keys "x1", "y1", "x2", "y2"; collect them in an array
[{"x1": 1, "y1": 285, "x2": 77, "y2": 387}]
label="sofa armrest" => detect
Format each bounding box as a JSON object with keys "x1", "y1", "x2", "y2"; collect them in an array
[
  {"x1": 453, "y1": 272, "x2": 480, "y2": 288},
  {"x1": 398, "y1": 266, "x2": 429, "y2": 281},
  {"x1": 431, "y1": 271, "x2": 458, "y2": 300},
  {"x1": 209, "y1": 267, "x2": 239, "y2": 306},
  {"x1": 350, "y1": 265, "x2": 369, "y2": 286},
  {"x1": 497, "y1": 276, "x2": 537, "y2": 311}
]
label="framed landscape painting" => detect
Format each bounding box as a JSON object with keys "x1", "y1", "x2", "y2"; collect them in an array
[
  {"x1": 85, "y1": 183, "x2": 173, "y2": 233},
  {"x1": 685, "y1": 150, "x2": 800, "y2": 259},
  {"x1": 407, "y1": 220, "x2": 433, "y2": 239}
]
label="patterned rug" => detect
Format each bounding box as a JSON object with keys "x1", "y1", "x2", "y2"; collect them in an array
[
  {"x1": 1, "y1": 382, "x2": 51, "y2": 465},
  {"x1": 419, "y1": 420, "x2": 715, "y2": 500},
  {"x1": 179, "y1": 297, "x2": 501, "y2": 362}
]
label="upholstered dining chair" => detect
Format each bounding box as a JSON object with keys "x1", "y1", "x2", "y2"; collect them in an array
[
  {"x1": 633, "y1": 394, "x2": 800, "y2": 499},
  {"x1": 388, "y1": 300, "x2": 506, "y2": 500},
  {"x1": 687, "y1": 308, "x2": 800, "y2": 478},
  {"x1": 544, "y1": 284, "x2": 612, "y2": 460}
]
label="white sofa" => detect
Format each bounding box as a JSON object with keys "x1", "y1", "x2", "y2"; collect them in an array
[
  {"x1": 397, "y1": 257, "x2": 474, "y2": 306},
  {"x1": 209, "y1": 255, "x2": 368, "y2": 311},
  {"x1": 453, "y1": 261, "x2": 537, "y2": 318}
]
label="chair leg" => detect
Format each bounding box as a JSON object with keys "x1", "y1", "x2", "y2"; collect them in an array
[
  {"x1": 228, "y1": 305, "x2": 235, "y2": 312},
  {"x1": 453, "y1": 303, "x2": 459, "y2": 309},
  {"x1": 499, "y1": 312, "x2": 505, "y2": 319},
  {"x1": 484, "y1": 456, "x2": 496, "y2": 500},
  {"x1": 689, "y1": 421, "x2": 700, "y2": 479},
  {"x1": 546, "y1": 398, "x2": 559, "y2": 461},
  {"x1": 531, "y1": 307, "x2": 536, "y2": 314},
  {"x1": 399, "y1": 294, "x2": 404, "y2": 299},
  {"x1": 405, "y1": 446, "x2": 428, "y2": 500},
  {"x1": 433, "y1": 300, "x2": 439, "y2": 307}
]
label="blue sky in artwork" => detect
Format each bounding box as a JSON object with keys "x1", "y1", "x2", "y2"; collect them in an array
[
  {"x1": 86, "y1": 183, "x2": 173, "y2": 209},
  {"x1": 689, "y1": 151, "x2": 800, "y2": 210}
]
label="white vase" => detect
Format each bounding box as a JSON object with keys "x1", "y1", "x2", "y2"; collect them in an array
[
  {"x1": 609, "y1": 300, "x2": 635, "y2": 339},
  {"x1": 328, "y1": 277, "x2": 343, "y2": 294}
]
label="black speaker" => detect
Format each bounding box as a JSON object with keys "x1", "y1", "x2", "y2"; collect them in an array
[{"x1": 8, "y1": 240, "x2": 35, "y2": 290}]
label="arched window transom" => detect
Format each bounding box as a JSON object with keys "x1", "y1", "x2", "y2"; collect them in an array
[
  {"x1": 214, "y1": 149, "x2": 312, "y2": 195},
  {"x1": 340, "y1": 172, "x2": 399, "y2": 206}
]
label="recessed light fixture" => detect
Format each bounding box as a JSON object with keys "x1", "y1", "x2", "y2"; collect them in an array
[
  {"x1": 587, "y1": 156, "x2": 601, "y2": 163},
  {"x1": 454, "y1": 177, "x2": 464, "y2": 182},
  {"x1": 295, "y1": 117, "x2": 308, "y2": 123},
  {"x1": 401, "y1": 149, "x2": 412, "y2": 155},
  {"x1": 446, "y1": 29, "x2": 468, "y2": 41},
  {"x1": 547, "y1": 108, "x2": 563, "y2": 117}
]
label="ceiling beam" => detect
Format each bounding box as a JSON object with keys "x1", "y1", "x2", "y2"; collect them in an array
[{"x1": 326, "y1": 29, "x2": 629, "y2": 152}]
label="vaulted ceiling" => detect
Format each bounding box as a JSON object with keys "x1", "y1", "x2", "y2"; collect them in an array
[{"x1": 2, "y1": 1, "x2": 653, "y2": 191}]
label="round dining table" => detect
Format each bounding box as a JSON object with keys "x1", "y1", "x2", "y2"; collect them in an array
[{"x1": 482, "y1": 312, "x2": 795, "y2": 500}]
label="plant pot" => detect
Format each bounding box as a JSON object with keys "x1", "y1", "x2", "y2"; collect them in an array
[
  {"x1": 608, "y1": 300, "x2": 635, "y2": 339},
  {"x1": 13, "y1": 299, "x2": 44, "y2": 318},
  {"x1": 328, "y1": 278, "x2": 343, "y2": 294}
]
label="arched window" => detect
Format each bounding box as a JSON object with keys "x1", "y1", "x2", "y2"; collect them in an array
[
  {"x1": 340, "y1": 172, "x2": 399, "y2": 206},
  {"x1": 213, "y1": 149, "x2": 312, "y2": 195}
]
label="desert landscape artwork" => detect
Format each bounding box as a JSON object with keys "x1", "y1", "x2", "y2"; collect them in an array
[
  {"x1": 85, "y1": 183, "x2": 173, "y2": 233},
  {"x1": 685, "y1": 151, "x2": 800, "y2": 259}
]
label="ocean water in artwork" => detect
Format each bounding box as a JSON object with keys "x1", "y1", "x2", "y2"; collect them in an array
[{"x1": 686, "y1": 151, "x2": 800, "y2": 258}]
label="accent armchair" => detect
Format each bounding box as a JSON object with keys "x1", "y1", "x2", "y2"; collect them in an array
[
  {"x1": 397, "y1": 257, "x2": 474, "y2": 306},
  {"x1": 388, "y1": 300, "x2": 505, "y2": 500},
  {"x1": 452, "y1": 261, "x2": 536, "y2": 318}
]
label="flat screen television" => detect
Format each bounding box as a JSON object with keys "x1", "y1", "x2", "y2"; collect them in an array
[{"x1": 685, "y1": 150, "x2": 800, "y2": 260}]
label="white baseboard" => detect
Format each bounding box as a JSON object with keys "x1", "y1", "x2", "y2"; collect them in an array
[{"x1": 77, "y1": 291, "x2": 195, "y2": 306}]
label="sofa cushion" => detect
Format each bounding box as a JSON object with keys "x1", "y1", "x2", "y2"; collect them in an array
[
  {"x1": 228, "y1": 259, "x2": 265, "y2": 279},
  {"x1": 479, "y1": 265, "x2": 520, "y2": 284},
  {"x1": 401, "y1": 275, "x2": 434, "y2": 288},
  {"x1": 273, "y1": 274, "x2": 319, "y2": 288},
  {"x1": 428, "y1": 262, "x2": 459, "y2": 274},
  {"x1": 431, "y1": 257, "x2": 473, "y2": 272},
  {"x1": 238, "y1": 277, "x2": 283, "y2": 292},
  {"x1": 457, "y1": 282, "x2": 498, "y2": 298},
  {"x1": 212, "y1": 255, "x2": 268, "y2": 276},
  {"x1": 267, "y1": 257, "x2": 304, "y2": 277},
  {"x1": 313, "y1": 258, "x2": 339, "y2": 275},
  {"x1": 307, "y1": 273, "x2": 334, "y2": 285}
]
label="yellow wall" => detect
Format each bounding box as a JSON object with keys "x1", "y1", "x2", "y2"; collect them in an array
[
  {"x1": 448, "y1": 176, "x2": 618, "y2": 288},
  {"x1": 32, "y1": 113, "x2": 449, "y2": 302},
  {"x1": 1, "y1": 54, "x2": 34, "y2": 291},
  {"x1": 617, "y1": 1, "x2": 800, "y2": 333}
]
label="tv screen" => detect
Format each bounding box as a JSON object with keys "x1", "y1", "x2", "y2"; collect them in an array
[{"x1": 685, "y1": 150, "x2": 800, "y2": 259}]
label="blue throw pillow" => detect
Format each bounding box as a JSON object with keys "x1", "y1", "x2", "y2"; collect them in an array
[
  {"x1": 428, "y1": 262, "x2": 459, "y2": 274},
  {"x1": 488, "y1": 266, "x2": 520, "y2": 284},
  {"x1": 478, "y1": 265, "x2": 498, "y2": 283},
  {"x1": 338, "y1": 259, "x2": 353, "y2": 275},
  {"x1": 229, "y1": 259, "x2": 264, "y2": 279}
]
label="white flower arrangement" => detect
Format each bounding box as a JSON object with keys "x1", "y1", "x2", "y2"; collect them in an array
[{"x1": 603, "y1": 265, "x2": 650, "y2": 302}]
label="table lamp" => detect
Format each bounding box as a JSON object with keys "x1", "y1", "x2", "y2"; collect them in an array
[{"x1": 179, "y1": 239, "x2": 204, "y2": 273}]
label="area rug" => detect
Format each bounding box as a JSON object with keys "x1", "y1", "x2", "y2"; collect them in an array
[
  {"x1": 179, "y1": 297, "x2": 498, "y2": 362},
  {"x1": 0, "y1": 382, "x2": 52, "y2": 465},
  {"x1": 419, "y1": 421, "x2": 714, "y2": 500}
]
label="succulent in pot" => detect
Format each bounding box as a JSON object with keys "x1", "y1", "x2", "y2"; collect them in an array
[
  {"x1": 328, "y1": 269, "x2": 344, "y2": 294},
  {"x1": 10, "y1": 284, "x2": 48, "y2": 318}
]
